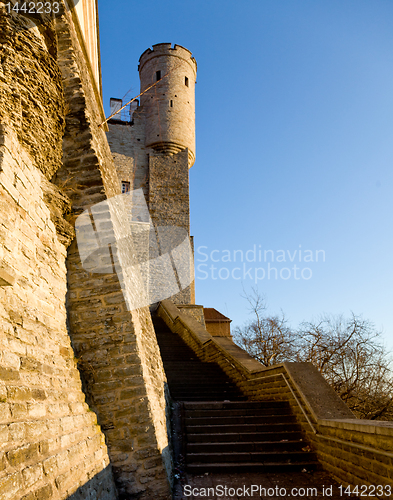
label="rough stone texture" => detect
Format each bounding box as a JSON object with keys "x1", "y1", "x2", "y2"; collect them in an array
[
  {"x1": 177, "y1": 305, "x2": 205, "y2": 326},
  {"x1": 107, "y1": 111, "x2": 149, "y2": 198},
  {"x1": 54, "y1": 7, "x2": 172, "y2": 499},
  {"x1": 106, "y1": 136, "x2": 195, "y2": 306},
  {"x1": 315, "y1": 420, "x2": 393, "y2": 489},
  {"x1": 0, "y1": 124, "x2": 117, "y2": 500},
  {"x1": 0, "y1": 4, "x2": 173, "y2": 499},
  {"x1": 0, "y1": 4, "x2": 65, "y2": 180},
  {"x1": 148, "y1": 149, "x2": 189, "y2": 232},
  {"x1": 148, "y1": 150, "x2": 194, "y2": 305},
  {"x1": 0, "y1": 7, "x2": 117, "y2": 499}
]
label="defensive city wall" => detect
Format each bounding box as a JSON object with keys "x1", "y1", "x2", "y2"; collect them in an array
[{"x1": 0, "y1": 2, "x2": 171, "y2": 499}]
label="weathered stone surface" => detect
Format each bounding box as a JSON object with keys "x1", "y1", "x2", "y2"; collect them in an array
[
  {"x1": 139, "y1": 43, "x2": 197, "y2": 166},
  {"x1": 54, "y1": 6, "x2": 172, "y2": 500},
  {"x1": 0, "y1": 4, "x2": 118, "y2": 500},
  {"x1": 0, "y1": 5, "x2": 65, "y2": 179}
]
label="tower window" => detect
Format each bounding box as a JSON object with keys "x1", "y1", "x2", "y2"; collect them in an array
[
  {"x1": 121, "y1": 181, "x2": 130, "y2": 194},
  {"x1": 185, "y1": 76, "x2": 189, "y2": 87},
  {"x1": 156, "y1": 70, "x2": 161, "y2": 81},
  {"x1": 170, "y1": 100, "x2": 173, "y2": 107}
]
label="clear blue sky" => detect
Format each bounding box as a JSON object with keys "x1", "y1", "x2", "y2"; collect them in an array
[{"x1": 98, "y1": 0, "x2": 393, "y2": 346}]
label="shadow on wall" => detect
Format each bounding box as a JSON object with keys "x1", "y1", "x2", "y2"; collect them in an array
[{"x1": 66, "y1": 466, "x2": 118, "y2": 500}]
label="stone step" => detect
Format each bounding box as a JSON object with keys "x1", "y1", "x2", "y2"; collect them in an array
[
  {"x1": 184, "y1": 407, "x2": 292, "y2": 417},
  {"x1": 173, "y1": 395, "x2": 247, "y2": 401},
  {"x1": 187, "y1": 431, "x2": 304, "y2": 443},
  {"x1": 165, "y1": 366, "x2": 231, "y2": 374},
  {"x1": 183, "y1": 401, "x2": 291, "y2": 410},
  {"x1": 186, "y1": 461, "x2": 320, "y2": 473},
  {"x1": 185, "y1": 414, "x2": 297, "y2": 426},
  {"x1": 186, "y1": 422, "x2": 299, "y2": 434},
  {"x1": 168, "y1": 382, "x2": 237, "y2": 389},
  {"x1": 187, "y1": 440, "x2": 307, "y2": 454},
  {"x1": 171, "y1": 390, "x2": 242, "y2": 397},
  {"x1": 153, "y1": 316, "x2": 320, "y2": 474},
  {"x1": 186, "y1": 450, "x2": 318, "y2": 465},
  {"x1": 171, "y1": 394, "x2": 245, "y2": 401}
]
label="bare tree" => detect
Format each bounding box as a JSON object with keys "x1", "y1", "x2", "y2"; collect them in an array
[
  {"x1": 296, "y1": 314, "x2": 393, "y2": 420},
  {"x1": 234, "y1": 289, "x2": 393, "y2": 420},
  {"x1": 233, "y1": 288, "x2": 297, "y2": 367}
]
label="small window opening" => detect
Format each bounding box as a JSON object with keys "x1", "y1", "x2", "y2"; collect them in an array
[
  {"x1": 121, "y1": 181, "x2": 130, "y2": 194},
  {"x1": 170, "y1": 100, "x2": 173, "y2": 107},
  {"x1": 185, "y1": 76, "x2": 189, "y2": 87},
  {"x1": 156, "y1": 70, "x2": 161, "y2": 81}
]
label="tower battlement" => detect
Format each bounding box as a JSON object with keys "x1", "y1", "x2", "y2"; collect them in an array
[{"x1": 138, "y1": 43, "x2": 197, "y2": 74}]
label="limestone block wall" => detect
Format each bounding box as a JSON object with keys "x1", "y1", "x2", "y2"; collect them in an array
[
  {"x1": 106, "y1": 110, "x2": 149, "y2": 198},
  {"x1": 148, "y1": 150, "x2": 194, "y2": 304},
  {"x1": 0, "y1": 126, "x2": 116, "y2": 499},
  {"x1": 0, "y1": 6, "x2": 118, "y2": 498},
  {"x1": 157, "y1": 300, "x2": 393, "y2": 490},
  {"x1": 54, "y1": 6, "x2": 172, "y2": 499},
  {"x1": 148, "y1": 149, "x2": 189, "y2": 232},
  {"x1": 316, "y1": 420, "x2": 393, "y2": 489}
]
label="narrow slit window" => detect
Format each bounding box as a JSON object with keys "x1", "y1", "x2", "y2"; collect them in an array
[
  {"x1": 121, "y1": 181, "x2": 130, "y2": 194},
  {"x1": 185, "y1": 76, "x2": 189, "y2": 87},
  {"x1": 170, "y1": 100, "x2": 173, "y2": 107},
  {"x1": 156, "y1": 70, "x2": 161, "y2": 81}
]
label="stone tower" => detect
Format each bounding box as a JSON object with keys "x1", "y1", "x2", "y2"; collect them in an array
[
  {"x1": 139, "y1": 43, "x2": 197, "y2": 167},
  {"x1": 106, "y1": 43, "x2": 197, "y2": 305}
]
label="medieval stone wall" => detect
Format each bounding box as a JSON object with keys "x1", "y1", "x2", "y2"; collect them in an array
[
  {"x1": 0, "y1": 6, "x2": 117, "y2": 498},
  {"x1": 148, "y1": 150, "x2": 194, "y2": 304},
  {"x1": 0, "y1": 3, "x2": 173, "y2": 499},
  {"x1": 106, "y1": 109, "x2": 149, "y2": 198},
  {"x1": 54, "y1": 5, "x2": 172, "y2": 500}
]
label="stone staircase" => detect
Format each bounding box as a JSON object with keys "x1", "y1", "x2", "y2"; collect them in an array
[
  {"x1": 153, "y1": 316, "x2": 319, "y2": 473},
  {"x1": 154, "y1": 316, "x2": 245, "y2": 401},
  {"x1": 183, "y1": 400, "x2": 318, "y2": 472}
]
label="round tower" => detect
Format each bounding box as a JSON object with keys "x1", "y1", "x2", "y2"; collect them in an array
[{"x1": 138, "y1": 43, "x2": 197, "y2": 167}]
